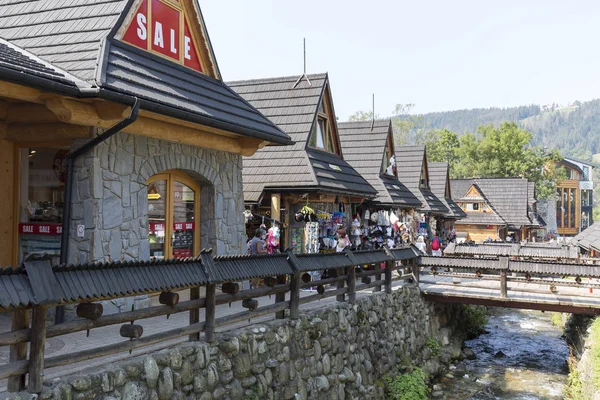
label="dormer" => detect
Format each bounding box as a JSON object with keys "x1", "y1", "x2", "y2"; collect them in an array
[
  {"x1": 458, "y1": 185, "x2": 493, "y2": 213},
  {"x1": 307, "y1": 85, "x2": 342, "y2": 155},
  {"x1": 420, "y1": 156, "x2": 430, "y2": 189},
  {"x1": 382, "y1": 130, "x2": 396, "y2": 177}
]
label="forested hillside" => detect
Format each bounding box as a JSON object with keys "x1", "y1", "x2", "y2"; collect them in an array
[{"x1": 415, "y1": 99, "x2": 600, "y2": 161}]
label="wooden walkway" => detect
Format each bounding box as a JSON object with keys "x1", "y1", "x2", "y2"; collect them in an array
[{"x1": 419, "y1": 268, "x2": 600, "y2": 315}]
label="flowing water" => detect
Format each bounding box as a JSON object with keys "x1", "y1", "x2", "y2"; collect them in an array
[{"x1": 433, "y1": 308, "x2": 569, "y2": 399}]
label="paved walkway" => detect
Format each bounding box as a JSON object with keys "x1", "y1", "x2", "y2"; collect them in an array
[{"x1": 0, "y1": 280, "x2": 406, "y2": 393}]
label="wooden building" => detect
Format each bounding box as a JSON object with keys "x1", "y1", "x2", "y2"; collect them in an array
[
  {"x1": 227, "y1": 74, "x2": 377, "y2": 252},
  {"x1": 0, "y1": 0, "x2": 292, "y2": 267},
  {"x1": 428, "y1": 162, "x2": 466, "y2": 233},
  {"x1": 450, "y1": 178, "x2": 537, "y2": 242},
  {"x1": 395, "y1": 145, "x2": 451, "y2": 238},
  {"x1": 338, "y1": 120, "x2": 422, "y2": 245}
]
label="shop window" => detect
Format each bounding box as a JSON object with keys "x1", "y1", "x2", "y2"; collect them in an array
[
  {"x1": 570, "y1": 188, "x2": 576, "y2": 228},
  {"x1": 18, "y1": 147, "x2": 67, "y2": 264},
  {"x1": 147, "y1": 171, "x2": 200, "y2": 260},
  {"x1": 582, "y1": 190, "x2": 593, "y2": 207}
]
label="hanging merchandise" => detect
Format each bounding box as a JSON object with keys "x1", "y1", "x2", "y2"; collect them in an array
[
  {"x1": 390, "y1": 211, "x2": 399, "y2": 225},
  {"x1": 339, "y1": 202, "x2": 345, "y2": 213},
  {"x1": 304, "y1": 222, "x2": 319, "y2": 254},
  {"x1": 377, "y1": 211, "x2": 383, "y2": 226},
  {"x1": 364, "y1": 209, "x2": 370, "y2": 224}
]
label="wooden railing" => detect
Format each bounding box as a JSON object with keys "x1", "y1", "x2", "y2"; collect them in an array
[{"x1": 0, "y1": 247, "x2": 419, "y2": 394}]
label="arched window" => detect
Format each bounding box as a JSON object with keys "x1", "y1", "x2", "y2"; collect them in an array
[{"x1": 147, "y1": 171, "x2": 200, "y2": 260}]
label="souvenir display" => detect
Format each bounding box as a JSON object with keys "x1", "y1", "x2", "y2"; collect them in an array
[{"x1": 304, "y1": 222, "x2": 320, "y2": 254}]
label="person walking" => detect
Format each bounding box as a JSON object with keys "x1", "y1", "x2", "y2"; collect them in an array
[
  {"x1": 248, "y1": 228, "x2": 267, "y2": 255},
  {"x1": 431, "y1": 234, "x2": 442, "y2": 257},
  {"x1": 415, "y1": 235, "x2": 427, "y2": 255}
]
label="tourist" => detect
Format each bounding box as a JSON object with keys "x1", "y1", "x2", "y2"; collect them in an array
[
  {"x1": 415, "y1": 235, "x2": 427, "y2": 255},
  {"x1": 431, "y1": 234, "x2": 442, "y2": 257},
  {"x1": 248, "y1": 228, "x2": 267, "y2": 255},
  {"x1": 336, "y1": 228, "x2": 350, "y2": 252}
]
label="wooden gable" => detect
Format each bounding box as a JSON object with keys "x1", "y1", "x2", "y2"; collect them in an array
[
  {"x1": 419, "y1": 151, "x2": 429, "y2": 189},
  {"x1": 307, "y1": 81, "x2": 342, "y2": 156},
  {"x1": 464, "y1": 185, "x2": 484, "y2": 199},
  {"x1": 114, "y1": 0, "x2": 220, "y2": 79}
]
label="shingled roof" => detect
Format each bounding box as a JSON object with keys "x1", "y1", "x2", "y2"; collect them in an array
[
  {"x1": 395, "y1": 145, "x2": 449, "y2": 215},
  {"x1": 573, "y1": 221, "x2": 600, "y2": 253},
  {"x1": 0, "y1": 0, "x2": 292, "y2": 146},
  {"x1": 227, "y1": 73, "x2": 377, "y2": 202},
  {"x1": 337, "y1": 120, "x2": 421, "y2": 208},
  {"x1": 451, "y1": 178, "x2": 534, "y2": 228},
  {"x1": 429, "y1": 162, "x2": 466, "y2": 219}
]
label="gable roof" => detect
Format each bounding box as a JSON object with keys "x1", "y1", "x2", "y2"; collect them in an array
[
  {"x1": 227, "y1": 73, "x2": 377, "y2": 202},
  {"x1": 395, "y1": 145, "x2": 449, "y2": 215},
  {"x1": 573, "y1": 221, "x2": 600, "y2": 252},
  {"x1": 0, "y1": 0, "x2": 292, "y2": 146},
  {"x1": 451, "y1": 178, "x2": 534, "y2": 228},
  {"x1": 337, "y1": 120, "x2": 421, "y2": 208},
  {"x1": 429, "y1": 162, "x2": 466, "y2": 219}
]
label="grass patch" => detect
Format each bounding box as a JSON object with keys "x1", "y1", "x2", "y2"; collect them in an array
[
  {"x1": 386, "y1": 368, "x2": 430, "y2": 400},
  {"x1": 551, "y1": 312, "x2": 564, "y2": 329},
  {"x1": 460, "y1": 304, "x2": 488, "y2": 338},
  {"x1": 426, "y1": 338, "x2": 441, "y2": 356},
  {"x1": 565, "y1": 317, "x2": 600, "y2": 398}
]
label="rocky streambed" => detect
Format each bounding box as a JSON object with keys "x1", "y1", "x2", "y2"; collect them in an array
[{"x1": 431, "y1": 308, "x2": 569, "y2": 399}]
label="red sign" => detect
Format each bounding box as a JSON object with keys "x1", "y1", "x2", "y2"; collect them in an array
[
  {"x1": 149, "y1": 222, "x2": 195, "y2": 232},
  {"x1": 19, "y1": 223, "x2": 63, "y2": 235},
  {"x1": 121, "y1": 0, "x2": 203, "y2": 73}
]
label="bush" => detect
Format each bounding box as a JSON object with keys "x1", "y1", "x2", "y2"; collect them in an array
[
  {"x1": 551, "y1": 312, "x2": 564, "y2": 329},
  {"x1": 460, "y1": 304, "x2": 488, "y2": 338},
  {"x1": 426, "y1": 338, "x2": 441, "y2": 356},
  {"x1": 386, "y1": 368, "x2": 430, "y2": 400}
]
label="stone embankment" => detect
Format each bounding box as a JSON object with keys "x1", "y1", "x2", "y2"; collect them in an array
[
  {"x1": 564, "y1": 314, "x2": 600, "y2": 400},
  {"x1": 4, "y1": 285, "x2": 468, "y2": 400}
]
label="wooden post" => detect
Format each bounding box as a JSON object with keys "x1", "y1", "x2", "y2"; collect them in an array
[
  {"x1": 189, "y1": 287, "x2": 200, "y2": 341},
  {"x1": 385, "y1": 260, "x2": 393, "y2": 294},
  {"x1": 348, "y1": 266, "x2": 356, "y2": 304},
  {"x1": 7, "y1": 309, "x2": 29, "y2": 392},
  {"x1": 275, "y1": 275, "x2": 287, "y2": 319},
  {"x1": 412, "y1": 258, "x2": 420, "y2": 286},
  {"x1": 374, "y1": 264, "x2": 382, "y2": 292},
  {"x1": 289, "y1": 273, "x2": 301, "y2": 319},
  {"x1": 499, "y1": 256, "x2": 509, "y2": 298},
  {"x1": 336, "y1": 268, "x2": 345, "y2": 302},
  {"x1": 204, "y1": 284, "x2": 216, "y2": 343},
  {"x1": 28, "y1": 305, "x2": 47, "y2": 394}
]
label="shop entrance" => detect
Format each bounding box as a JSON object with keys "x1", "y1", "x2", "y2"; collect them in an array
[{"x1": 147, "y1": 171, "x2": 200, "y2": 260}]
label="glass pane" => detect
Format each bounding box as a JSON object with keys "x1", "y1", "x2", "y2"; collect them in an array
[
  {"x1": 19, "y1": 147, "x2": 67, "y2": 264},
  {"x1": 148, "y1": 180, "x2": 167, "y2": 260},
  {"x1": 172, "y1": 180, "x2": 196, "y2": 259},
  {"x1": 316, "y1": 119, "x2": 325, "y2": 149},
  {"x1": 556, "y1": 188, "x2": 562, "y2": 228},
  {"x1": 570, "y1": 189, "x2": 576, "y2": 228},
  {"x1": 563, "y1": 189, "x2": 569, "y2": 228}
]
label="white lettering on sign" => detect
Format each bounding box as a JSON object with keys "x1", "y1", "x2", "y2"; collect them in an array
[
  {"x1": 185, "y1": 223, "x2": 193, "y2": 230},
  {"x1": 154, "y1": 21, "x2": 164, "y2": 48},
  {"x1": 39, "y1": 226, "x2": 50, "y2": 234},
  {"x1": 136, "y1": 13, "x2": 147, "y2": 40},
  {"x1": 170, "y1": 29, "x2": 177, "y2": 54},
  {"x1": 175, "y1": 223, "x2": 183, "y2": 230},
  {"x1": 22, "y1": 225, "x2": 33, "y2": 233},
  {"x1": 184, "y1": 36, "x2": 191, "y2": 60},
  {"x1": 57, "y1": 226, "x2": 63, "y2": 234}
]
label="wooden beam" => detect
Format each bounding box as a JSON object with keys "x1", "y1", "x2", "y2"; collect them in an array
[
  {"x1": 0, "y1": 99, "x2": 8, "y2": 120},
  {"x1": 0, "y1": 81, "x2": 43, "y2": 104},
  {"x1": 126, "y1": 117, "x2": 244, "y2": 154},
  {"x1": 6, "y1": 123, "x2": 92, "y2": 143},
  {"x1": 6, "y1": 103, "x2": 59, "y2": 124},
  {"x1": 45, "y1": 97, "x2": 114, "y2": 128},
  {"x1": 7, "y1": 309, "x2": 29, "y2": 392},
  {"x1": 27, "y1": 306, "x2": 47, "y2": 394},
  {"x1": 94, "y1": 101, "x2": 131, "y2": 120}
]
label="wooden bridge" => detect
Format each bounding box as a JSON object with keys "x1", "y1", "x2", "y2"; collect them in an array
[{"x1": 418, "y1": 253, "x2": 600, "y2": 315}]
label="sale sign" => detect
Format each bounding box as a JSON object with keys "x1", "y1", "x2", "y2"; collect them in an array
[
  {"x1": 121, "y1": 0, "x2": 203, "y2": 73},
  {"x1": 19, "y1": 224, "x2": 63, "y2": 235}
]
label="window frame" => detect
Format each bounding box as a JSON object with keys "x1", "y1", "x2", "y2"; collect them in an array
[{"x1": 147, "y1": 170, "x2": 201, "y2": 260}]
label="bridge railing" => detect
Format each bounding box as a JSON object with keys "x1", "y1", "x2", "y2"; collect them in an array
[
  {"x1": 419, "y1": 255, "x2": 600, "y2": 299},
  {"x1": 0, "y1": 246, "x2": 420, "y2": 394}
]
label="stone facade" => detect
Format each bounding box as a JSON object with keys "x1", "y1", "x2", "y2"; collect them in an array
[
  {"x1": 17, "y1": 286, "x2": 467, "y2": 400},
  {"x1": 538, "y1": 198, "x2": 557, "y2": 235},
  {"x1": 68, "y1": 131, "x2": 246, "y2": 264}
]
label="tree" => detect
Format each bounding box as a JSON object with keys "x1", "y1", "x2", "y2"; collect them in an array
[
  {"x1": 348, "y1": 110, "x2": 380, "y2": 121},
  {"x1": 424, "y1": 129, "x2": 460, "y2": 171}
]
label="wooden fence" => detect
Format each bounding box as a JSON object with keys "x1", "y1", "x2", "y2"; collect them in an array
[{"x1": 0, "y1": 246, "x2": 420, "y2": 394}]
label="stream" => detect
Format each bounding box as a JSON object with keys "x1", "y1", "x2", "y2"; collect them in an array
[{"x1": 433, "y1": 308, "x2": 570, "y2": 399}]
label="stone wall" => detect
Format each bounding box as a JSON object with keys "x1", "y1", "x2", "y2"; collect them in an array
[
  {"x1": 17, "y1": 286, "x2": 467, "y2": 400},
  {"x1": 538, "y1": 198, "x2": 557, "y2": 235},
  {"x1": 68, "y1": 131, "x2": 246, "y2": 264},
  {"x1": 564, "y1": 314, "x2": 600, "y2": 400}
]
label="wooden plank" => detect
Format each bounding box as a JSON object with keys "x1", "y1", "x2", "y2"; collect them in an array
[
  {"x1": 7, "y1": 309, "x2": 29, "y2": 392},
  {"x1": 214, "y1": 302, "x2": 289, "y2": 328},
  {"x1": 0, "y1": 140, "x2": 15, "y2": 266},
  {"x1": 275, "y1": 276, "x2": 287, "y2": 319},
  {"x1": 385, "y1": 261, "x2": 393, "y2": 294},
  {"x1": 289, "y1": 272, "x2": 300, "y2": 320},
  {"x1": 500, "y1": 270, "x2": 507, "y2": 298},
  {"x1": 204, "y1": 284, "x2": 216, "y2": 343},
  {"x1": 298, "y1": 288, "x2": 348, "y2": 305},
  {"x1": 336, "y1": 268, "x2": 345, "y2": 302},
  {"x1": 28, "y1": 305, "x2": 47, "y2": 393},
  {"x1": 189, "y1": 287, "x2": 200, "y2": 342},
  {"x1": 348, "y1": 265, "x2": 356, "y2": 304}
]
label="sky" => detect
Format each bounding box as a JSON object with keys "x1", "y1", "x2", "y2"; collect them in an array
[{"x1": 201, "y1": 1, "x2": 600, "y2": 120}]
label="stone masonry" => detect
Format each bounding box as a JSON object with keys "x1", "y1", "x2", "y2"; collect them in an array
[
  {"x1": 17, "y1": 286, "x2": 467, "y2": 400},
  {"x1": 68, "y1": 131, "x2": 246, "y2": 264}
]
